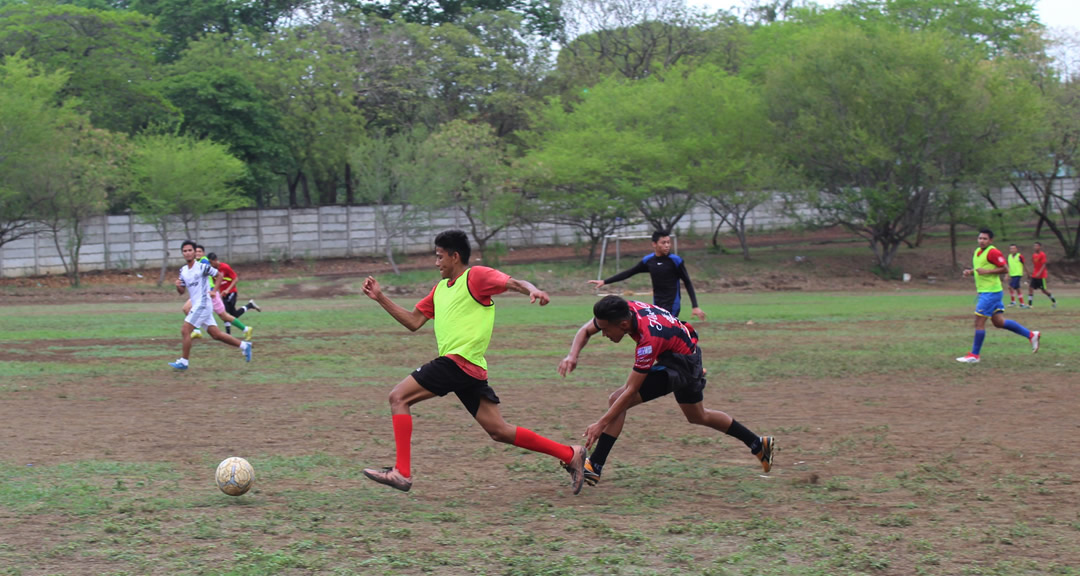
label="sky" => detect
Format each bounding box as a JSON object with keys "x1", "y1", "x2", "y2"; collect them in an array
[{"x1": 692, "y1": 0, "x2": 1079, "y2": 31}]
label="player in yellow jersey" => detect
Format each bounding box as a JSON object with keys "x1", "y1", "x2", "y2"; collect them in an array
[
  {"x1": 1005, "y1": 244, "x2": 1027, "y2": 308},
  {"x1": 360, "y1": 230, "x2": 586, "y2": 494},
  {"x1": 956, "y1": 229, "x2": 1040, "y2": 363}
]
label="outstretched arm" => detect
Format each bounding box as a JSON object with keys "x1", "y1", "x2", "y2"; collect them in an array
[
  {"x1": 362, "y1": 276, "x2": 429, "y2": 331},
  {"x1": 590, "y1": 260, "x2": 649, "y2": 289},
  {"x1": 558, "y1": 320, "x2": 600, "y2": 377},
  {"x1": 505, "y1": 276, "x2": 550, "y2": 305},
  {"x1": 676, "y1": 261, "x2": 705, "y2": 321}
]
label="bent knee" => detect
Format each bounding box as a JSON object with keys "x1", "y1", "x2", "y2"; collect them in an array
[{"x1": 684, "y1": 413, "x2": 707, "y2": 426}]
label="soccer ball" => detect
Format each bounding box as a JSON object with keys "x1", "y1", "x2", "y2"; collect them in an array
[{"x1": 215, "y1": 456, "x2": 255, "y2": 496}]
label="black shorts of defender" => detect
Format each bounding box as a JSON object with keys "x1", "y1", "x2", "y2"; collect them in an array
[
  {"x1": 1031, "y1": 278, "x2": 1047, "y2": 290},
  {"x1": 412, "y1": 356, "x2": 501, "y2": 417},
  {"x1": 223, "y1": 292, "x2": 240, "y2": 316},
  {"x1": 638, "y1": 348, "x2": 706, "y2": 405},
  {"x1": 1009, "y1": 276, "x2": 1021, "y2": 290}
]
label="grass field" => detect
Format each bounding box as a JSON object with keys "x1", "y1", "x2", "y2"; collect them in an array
[{"x1": 2, "y1": 267, "x2": 1079, "y2": 575}]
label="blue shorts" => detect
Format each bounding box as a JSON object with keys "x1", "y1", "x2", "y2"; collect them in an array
[
  {"x1": 975, "y1": 292, "x2": 1004, "y2": 318},
  {"x1": 1008, "y1": 276, "x2": 1021, "y2": 290}
]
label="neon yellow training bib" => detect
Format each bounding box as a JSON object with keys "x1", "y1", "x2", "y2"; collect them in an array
[
  {"x1": 973, "y1": 246, "x2": 1002, "y2": 293},
  {"x1": 1007, "y1": 253, "x2": 1024, "y2": 277},
  {"x1": 432, "y1": 268, "x2": 495, "y2": 370}
]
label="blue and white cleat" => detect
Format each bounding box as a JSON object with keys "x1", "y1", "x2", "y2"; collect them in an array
[
  {"x1": 242, "y1": 343, "x2": 252, "y2": 363},
  {"x1": 169, "y1": 361, "x2": 188, "y2": 370}
]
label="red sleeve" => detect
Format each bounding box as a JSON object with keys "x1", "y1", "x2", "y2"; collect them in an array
[
  {"x1": 1019, "y1": 255, "x2": 1025, "y2": 264},
  {"x1": 415, "y1": 285, "x2": 437, "y2": 319},
  {"x1": 986, "y1": 249, "x2": 1006, "y2": 267},
  {"x1": 633, "y1": 340, "x2": 658, "y2": 372},
  {"x1": 467, "y1": 266, "x2": 511, "y2": 304}
]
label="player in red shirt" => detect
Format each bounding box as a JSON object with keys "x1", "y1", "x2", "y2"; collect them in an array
[
  {"x1": 207, "y1": 254, "x2": 262, "y2": 332},
  {"x1": 1027, "y1": 241, "x2": 1057, "y2": 308},
  {"x1": 558, "y1": 295, "x2": 773, "y2": 487}
]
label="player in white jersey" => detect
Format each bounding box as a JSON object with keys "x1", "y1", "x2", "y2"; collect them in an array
[{"x1": 170, "y1": 240, "x2": 252, "y2": 370}]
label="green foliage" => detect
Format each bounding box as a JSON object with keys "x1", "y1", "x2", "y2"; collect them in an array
[
  {"x1": 129, "y1": 131, "x2": 248, "y2": 282},
  {"x1": 0, "y1": 2, "x2": 177, "y2": 134},
  {"x1": 835, "y1": 0, "x2": 1041, "y2": 57},
  {"x1": 755, "y1": 15, "x2": 1039, "y2": 270},
  {"x1": 422, "y1": 119, "x2": 523, "y2": 255},
  {"x1": 34, "y1": 125, "x2": 129, "y2": 286},
  {"x1": 0, "y1": 52, "x2": 78, "y2": 247},
  {"x1": 160, "y1": 33, "x2": 292, "y2": 206},
  {"x1": 349, "y1": 127, "x2": 436, "y2": 272},
  {"x1": 357, "y1": 0, "x2": 564, "y2": 40}
]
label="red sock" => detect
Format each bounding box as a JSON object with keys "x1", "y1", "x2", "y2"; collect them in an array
[
  {"x1": 392, "y1": 414, "x2": 412, "y2": 477},
  {"x1": 513, "y1": 427, "x2": 574, "y2": 463},
  {"x1": 1020, "y1": 297, "x2": 1025, "y2": 304}
]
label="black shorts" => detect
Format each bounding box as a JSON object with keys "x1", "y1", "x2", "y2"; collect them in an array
[
  {"x1": 223, "y1": 292, "x2": 240, "y2": 316},
  {"x1": 412, "y1": 356, "x2": 500, "y2": 417},
  {"x1": 638, "y1": 347, "x2": 706, "y2": 405},
  {"x1": 1009, "y1": 276, "x2": 1021, "y2": 290},
  {"x1": 1030, "y1": 278, "x2": 1047, "y2": 290}
]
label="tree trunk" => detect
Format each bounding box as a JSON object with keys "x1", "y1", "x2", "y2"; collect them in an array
[
  {"x1": 287, "y1": 171, "x2": 302, "y2": 207},
  {"x1": 711, "y1": 222, "x2": 728, "y2": 253},
  {"x1": 345, "y1": 162, "x2": 355, "y2": 205},
  {"x1": 48, "y1": 226, "x2": 72, "y2": 287},
  {"x1": 735, "y1": 214, "x2": 751, "y2": 261},
  {"x1": 300, "y1": 172, "x2": 312, "y2": 206}
]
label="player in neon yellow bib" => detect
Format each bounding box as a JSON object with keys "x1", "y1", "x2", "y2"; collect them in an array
[
  {"x1": 360, "y1": 230, "x2": 586, "y2": 494},
  {"x1": 956, "y1": 229, "x2": 1040, "y2": 363},
  {"x1": 1005, "y1": 244, "x2": 1027, "y2": 308}
]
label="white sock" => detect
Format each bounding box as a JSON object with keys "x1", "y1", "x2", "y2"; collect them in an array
[
  {"x1": 240, "y1": 342, "x2": 251, "y2": 351},
  {"x1": 176, "y1": 358, "x2": 189, "y2": 366}
]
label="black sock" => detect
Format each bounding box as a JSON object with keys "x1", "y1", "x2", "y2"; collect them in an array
[
  {"x1": 588, "y1": 433, "x2": 618, "y2": 470},
  {"x1": 726, "y1": 419, "x2": 761, "y2": 452},
  {"x1": 1049, "y1": 294, "x2": 1056, "y2": 302},
  {"x1": 235, "y1": 307, "x2": 246, "y2": 317}
]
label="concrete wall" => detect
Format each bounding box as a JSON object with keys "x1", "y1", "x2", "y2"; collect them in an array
[{"x1": 0, "y1": 180, "x2": 1071, "y2": 278}]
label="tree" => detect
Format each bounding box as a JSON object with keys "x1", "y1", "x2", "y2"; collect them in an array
[
  {"x1": 356, "y1": 0, "x2": 564, "y2": 40},
  {"x1": 349, "y1": 127, "x2": 438, "y2": 273},
  {"x1": 0, "y1": 3, "x2": 177, "y2": 134},
  {"x1": 1007, "y1": 75, "x2": 1080, "y2": 257},
  {"x1": 35, "y1": 125, "x2": 127, "y2": 287},
  {"x1": 258, "y1": 24, "x2": 366, "y2": 206},
  {"x1": 160, "y1": 33, "x2": 292, "y2": 207},
  {"x1": 422, "y1": 119, "x2": 523, "y2": 258},
  {"x1": 0, "y1": 53, "x2": 79, "y2": 250},
  {"x1": 129, "y1": 133, "x2": 249, "y2": 285},
  {"x1": 758, "y1": 17, "x2": 1008, "y2": 271},
  {"x1": 558, "y1": 0, "x2": 717, "y2": 85},
  {"x1": 122, "y1": 0, "x2": 308, "y2": 62},
  {"x1": 837, "y1": 0, "x2": 1041, "y2": 57}
]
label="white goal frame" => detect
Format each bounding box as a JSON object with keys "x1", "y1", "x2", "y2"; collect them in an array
[{"x1": 597, "y1": 234, "x2": 678, "y2": 280}]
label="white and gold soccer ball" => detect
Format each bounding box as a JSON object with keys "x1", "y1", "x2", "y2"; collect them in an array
[{"x1": 215, "y1": 456, "x2": 255, "y2": 496}]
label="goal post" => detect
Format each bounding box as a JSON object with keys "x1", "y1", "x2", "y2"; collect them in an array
[{"x1": 597, "y1": 234, "x2": 678, "y2": 280}]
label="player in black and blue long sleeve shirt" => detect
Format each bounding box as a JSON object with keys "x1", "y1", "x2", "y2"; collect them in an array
[{"x1": 589, "y1": 230, "x2": 706, "y2": 321}]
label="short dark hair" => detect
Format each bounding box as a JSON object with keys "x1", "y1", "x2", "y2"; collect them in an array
[
  {"x1": 1009, "y1": 244, "x2": 1017, "y2": 248},
  {"x1": 979, "y1": 228, "x2": 994, "y2": 239},
  {"x1": 1034, "y1": 241, "x2": 1042, "y2": 247},
  {"x1": 652, "y1": 229, "x2": 671, "y2": 243},
  {"x1": 435, "y1": 230, "x2": 471, "y2": 265},
  {"x1": 181, "y1": 240, "x2": 196, "y2": 250},
  {"x1": 195, "y1": 244, "x2": 205, "y2": 252},
  {"x1": 593, "y1": 295, "x2": 632, "y2": 323},
  {"x1": 207, "y1": 252, "x2": 218, "y2": 261}
]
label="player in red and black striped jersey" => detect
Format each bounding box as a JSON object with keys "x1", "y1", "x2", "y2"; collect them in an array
[{"x1": 558, "y1": 296, "x2": 773, "y2": 486}]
